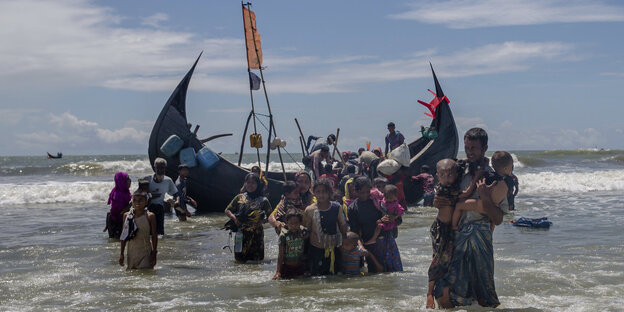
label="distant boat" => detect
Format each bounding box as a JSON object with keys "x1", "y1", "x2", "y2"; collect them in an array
[{"x1": 47, "y1": 152, "x2": 62, "y2": 159}]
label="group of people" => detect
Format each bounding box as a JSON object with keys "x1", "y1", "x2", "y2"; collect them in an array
[
  {"x1": 104, "y1": 124, "x2": 519, "y2": 309},
  {"x1": 104, "y1": 158, "x2": 196, "y2": 269},
  {"x1": 226, "y1": 170, "x2": 405, "y2": 278}
]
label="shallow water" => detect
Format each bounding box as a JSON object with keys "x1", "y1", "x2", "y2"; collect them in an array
[{"x1": 1, "y1": 151, "x2": 623, "y2": 311}]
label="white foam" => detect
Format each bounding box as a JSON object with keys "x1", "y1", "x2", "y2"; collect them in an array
[
  {"x1": 0, "y1": 181, "x2": 111, "y2": 205},
  {"x1": 510, "y1": 153, "x2": 524, "y2": 168},
  {"x1": 519, "y1": 169, "x2": 624, "y2": 194},
  {"x1": 239, "y1": 161, "x2": 304, "y2": 172}
]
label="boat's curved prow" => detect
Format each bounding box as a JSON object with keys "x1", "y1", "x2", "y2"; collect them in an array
[
  {"x1": 404, "y1": 65, "x2": 459, "y2": 204},
  {"x1": 148, "y1": 53, "x2": 203, "y2": 176},
  {"x1": 147, "y1": 53, "x2": 294, "y2": 212}
]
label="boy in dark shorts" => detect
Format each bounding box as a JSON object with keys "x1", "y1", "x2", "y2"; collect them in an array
[{"x1": 273, "y1": 209, "x2": 309, "y2": 280}]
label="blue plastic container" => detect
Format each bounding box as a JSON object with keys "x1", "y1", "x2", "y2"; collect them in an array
[
  {"x1": 179, "y1": 147, "x2": 197, "y2": 168},
  {"x1": 160, "y1": 135, "x2": 184, "y2": 157},
  {"x1": 197, "y1": 147, "x2": 220, "y2": 169}
]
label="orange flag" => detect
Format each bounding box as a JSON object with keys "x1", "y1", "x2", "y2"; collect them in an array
[{"x1": 243, "y1": 7, "x2": 262, "y2": 69}]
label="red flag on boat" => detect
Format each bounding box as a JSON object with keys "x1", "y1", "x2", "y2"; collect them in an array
[{"x1": 243, "y1": 7, "x2": 262, "y2": 69}]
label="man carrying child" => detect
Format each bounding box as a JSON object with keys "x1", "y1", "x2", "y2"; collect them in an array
[{"x1": 433, "y1": 128, "x2": 509, "y2": 308}]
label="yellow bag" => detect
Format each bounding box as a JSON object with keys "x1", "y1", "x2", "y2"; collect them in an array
[{"x1": 249, "y1": 133, "x2": 263, "y2": 149}]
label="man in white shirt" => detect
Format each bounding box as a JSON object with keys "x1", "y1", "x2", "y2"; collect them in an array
[{"x1": 148, "y1": 158, "x2": 178, "y2": 235}]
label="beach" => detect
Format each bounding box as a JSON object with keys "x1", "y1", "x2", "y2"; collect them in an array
[{"x1": 1, "y1": 150, "x2": 623, "y2": 311}]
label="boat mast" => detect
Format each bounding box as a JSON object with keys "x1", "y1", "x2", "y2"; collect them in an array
[
  {"x1": 243, "y1": 2, "x2": 287, "y2": 181},
  {"x1": 240, "y1": 3, "x2": 262, "y2": 168}
]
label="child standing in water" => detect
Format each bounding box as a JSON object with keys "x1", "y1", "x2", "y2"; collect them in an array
[
  {"x1": 104, "y1": 172, "x2": 132, "y2": 239},
  {"x1": 364, "y1": 185, "x2": 405, "y2": 245},
  {"x1": 119, "y1": 190, "x2": 158, "y2": 270},
  {"x1": 303, "y1": 178, "x2": 348, "y2": 275},
  {"x1": 273, "y1": 209, "x2": 309, "y2": 280},
  {"x1": 341, "y1": 231, "x2": 383, "y2": 275}
]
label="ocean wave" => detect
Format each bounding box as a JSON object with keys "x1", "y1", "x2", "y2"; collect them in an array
[
  {"x1": 239, "y1": 161, "x2": 304, "y2": 172},
  {"x1": 536, "y1": 149, "x2": 623, "y2": 157},
  {"x1": 0, "y1": 181, "x2": 112, "y2": 205},
  {"x1": 519, "y1": 169, "x2": 624, "y2": 194}
]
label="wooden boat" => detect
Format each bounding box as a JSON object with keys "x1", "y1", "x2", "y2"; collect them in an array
[
  {"x1": 148, "y1": 54, "x2": 296, "y2": 212},
  {"x1": 403, "y1": 65, "x2": 459, "y2": 205},
  {"x1": 47, "y1": 152, "x2": 62, "y2": 159}
]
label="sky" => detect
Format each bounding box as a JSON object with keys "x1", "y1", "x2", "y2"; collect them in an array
[{"x1": 1, "y1": 0, "x2": 623, "y2": 156}]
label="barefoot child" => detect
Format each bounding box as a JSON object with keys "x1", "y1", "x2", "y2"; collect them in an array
[
  {"x1": 273, "y1": 209, "x2": 309, "y2": 280},
  {"x1": 364, "y1": 185, "x2": 405, "y2": 245},
  {"x1": 452, "y1": 151, "x2": 513, "y2": 231},
  {"x1": 119, "y1": 190, "x2": 158, "y2": 270},
  {"x1": 341, "y1": 231, "x2": 383, "y2": 275},
  {"x1": 303, "y1": 178, "x2": 348, "y2": 275}
]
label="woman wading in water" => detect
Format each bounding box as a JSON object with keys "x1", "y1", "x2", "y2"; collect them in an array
[{"x1": 225, "y1": 173, "x2": 272, "y2": 262}]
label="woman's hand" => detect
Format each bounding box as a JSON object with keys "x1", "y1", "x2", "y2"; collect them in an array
[
  {"x1": 380, "y1": 215, "x2": 395, "y2": 223},
  {"x1": 119, "y1": 254, "x2": 124, "y2": 266},
  {"x1": 233, "y1": 217, "x2": 241, "y2": 227}
]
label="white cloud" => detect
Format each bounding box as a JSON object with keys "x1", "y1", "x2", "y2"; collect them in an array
[
  {"x1": 390, "y1": 0, "x2": 624, "y2": 28},
  {"x1": 16, "y1": 112, "x2": 151, "y2": 150},
  {"x1": 141, "y1": 13, "x2": 168, "y2": 28},
  {"x1": 0, "y1": 1, "x2": 578, "y2": 95},
  {"x1": 96, "y1": 127, "x2": 149, "y2": 144},
  {"x1": 49, "y1": 112, "x2": 98, "y2": 129}
]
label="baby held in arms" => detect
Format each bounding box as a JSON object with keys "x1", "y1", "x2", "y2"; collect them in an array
[{"x1": 451, "y1": 151, "x2": 513, "y2": 231}]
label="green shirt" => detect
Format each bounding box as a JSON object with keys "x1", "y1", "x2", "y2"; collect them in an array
[{"x1": 278, "y1": 226, "x2": 308, "y2": 263}]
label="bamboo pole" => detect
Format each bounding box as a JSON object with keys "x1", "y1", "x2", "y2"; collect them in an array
[
  {"x1": 244, "y1": 2, "x2": 287, "y2": 181},
  {"x1": 298, "y1": 136, "x2": 306, "y2": 156},
  {"x1": 238, "y1": 110, "x2": 253, "y2": 166},
  {"x1": 294, "y1": 118, "x2": 308, "y2": 156},
  {"x1": 331, "y1": 128, "x2": 340, "y2": 159},
  {"x1": 241, "y1": 2, "x2": 261, "y2": 168}
]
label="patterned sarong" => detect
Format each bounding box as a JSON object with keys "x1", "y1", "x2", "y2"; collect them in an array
[
  {"x1": 367, "y1": 233, "x2": 403, "y2": 273},
  {"x1": 428, "y1": 218, "x2": 454, "y2": 282},
  {"x1": 434, "y1": 223, "x2": 499, "y2": 307}
]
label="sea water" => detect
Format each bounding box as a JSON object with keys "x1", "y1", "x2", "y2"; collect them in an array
[{"x1": 1, "y1": 150, "x2": 623, "y2": 311}]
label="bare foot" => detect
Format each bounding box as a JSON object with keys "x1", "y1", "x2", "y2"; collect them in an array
[{"x1": 426, "y1": 294, "x2": 435, "y2": 309}]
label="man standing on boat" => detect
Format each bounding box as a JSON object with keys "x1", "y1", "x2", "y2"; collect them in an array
[
  {"x1": 434, "y1": 128, "x2": 507, "y2": 308},
  {"x1": 310, "y1": 145, "x2": 331, "y2": 180},
  {"x1": 147, "y1": 158, "x2": 178, "y2": 236},
  {"x1": 384, "y1": 122, "x2": 405, "y2": 156}
]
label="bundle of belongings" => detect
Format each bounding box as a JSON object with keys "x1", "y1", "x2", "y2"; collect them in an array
[
  {"x1": 120, "y1": 208, "x2": 139, "y2": 241},
  {"x1": 512, "y1": 217, "x2": 552, "y2": 229}
]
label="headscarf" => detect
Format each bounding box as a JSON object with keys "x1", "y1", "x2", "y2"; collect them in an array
[
  {"x1": 342, "y1": 177, "x2": 356, "y2": 208},
  {"x1": 108, "y1": 172, "x2": 131, "y2": 222},
  {"x1": 251, "y1": 165, "x2": 269, "y2": 187},
  {"x1": 244, "y1": 173, "x2": 264, "y2": 200},
  {"x1": 295, "y1": 171, "x2": 315, "y2": 206}
]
